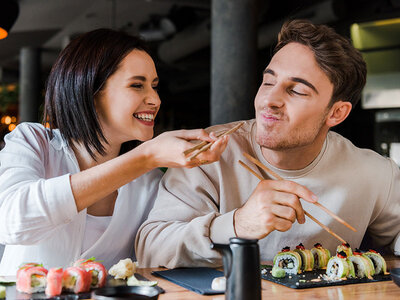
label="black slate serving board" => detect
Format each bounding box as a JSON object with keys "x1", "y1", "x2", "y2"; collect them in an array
[{"x1": 261, "y1": 265, "x2": 392, "y2": 289}]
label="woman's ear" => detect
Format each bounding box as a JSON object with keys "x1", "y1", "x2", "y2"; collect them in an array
[{"x1": 326, "y1": 101, "x2": 352, "y2": 127}]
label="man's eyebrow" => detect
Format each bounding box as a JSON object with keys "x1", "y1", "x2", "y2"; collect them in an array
[
  {"x1": 291, "y1": 77, "x2": 318, "y2": 94},
  {"x1": 263, "y1": 68, "x2": 275, "y2": 76},
  {"x1": 263, "y1": 68, "x2": 319, "y2": 94}
]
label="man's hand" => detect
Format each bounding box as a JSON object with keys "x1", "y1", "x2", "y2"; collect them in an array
[{"x1": 233, "y1": 179, "x2": 317, "y2": 239}]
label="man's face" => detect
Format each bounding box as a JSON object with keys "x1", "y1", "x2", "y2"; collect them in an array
[{"x1": 255, "y1": 42, "x2": 334, "y2": 151}]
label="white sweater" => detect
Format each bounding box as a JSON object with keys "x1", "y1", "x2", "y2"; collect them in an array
[
  {"x1": 136, "y1": 119, "x2": 400, "y2": 268},
  {"x1": 0, "y1": 123, "x2": 162, "y2": 275}
]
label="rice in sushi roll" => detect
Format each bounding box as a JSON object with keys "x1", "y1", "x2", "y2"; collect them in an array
[
  {"x1": 348, "y1": 249, "x2": 374, "y2": 279},
  {"x1": 363, "y1": 249, "x2": 389, "y2": 275},
  {"x1": 294, "y1": 243, "x2": 314, "y2": 271},
  {"x1": 273, "y1": 247, "x2": 302, "y2": 275},
  {"x1": 326, "y1": 251, "x2": 354, "y2": 279},
  {"x1": 336, "y1": 243, "x2": 353, "y2": 258},
  {"x1": 16, "y1": 263, "x2": 48, "y2": 294},
  {"x1": 311, "y1": 243, "x2": 331, "y2": 269}
]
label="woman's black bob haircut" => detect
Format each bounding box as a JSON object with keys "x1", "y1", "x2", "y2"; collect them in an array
[{"x1": 43, "y1": 28, "x2": 151, "y2": 159}]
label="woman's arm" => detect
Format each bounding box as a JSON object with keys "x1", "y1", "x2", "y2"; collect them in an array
[{"x1": 71, "y1": 129, "x2": 229, "y2": 211}]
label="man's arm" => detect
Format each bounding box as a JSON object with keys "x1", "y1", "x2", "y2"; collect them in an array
[{"x1": 135, "y1": 166, "x2": 236, "y2": 268}]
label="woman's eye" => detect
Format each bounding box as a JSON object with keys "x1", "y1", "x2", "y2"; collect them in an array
[
  {"x1": 130, "y1": 84, "x2": 143, "y2": 89},
  {"x1": 263, "y1": 82, "x2": 274, "y2": 86},
  {"x1": 152, "y1": 85, "x2": 159, "y2": 91}
]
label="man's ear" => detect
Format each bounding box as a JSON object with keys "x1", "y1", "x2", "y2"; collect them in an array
[{"x1": 326, "y1": 101, "x2": 352, "y2": 127}]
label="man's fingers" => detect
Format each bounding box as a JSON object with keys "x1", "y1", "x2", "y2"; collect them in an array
[{"x1": 266, "y1": 180, "x2": 318, "y2": 204}]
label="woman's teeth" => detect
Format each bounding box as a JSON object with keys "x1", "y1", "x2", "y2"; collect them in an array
[{"x1": 133, "y1": 113, "x2": 154, "y2": 121}]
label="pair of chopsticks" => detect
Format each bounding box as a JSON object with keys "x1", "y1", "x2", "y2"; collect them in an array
[
  {"x1": 239, "y1": 152, "x2": 356, "y2": 244},
  {"x1": 183, "y1": 122, "x2": 245, "y2": 161}
]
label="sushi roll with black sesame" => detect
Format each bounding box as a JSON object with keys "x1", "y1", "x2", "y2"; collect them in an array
[
  {"x1": 326, "y1": 251, "x2": 355, "y2": 279},
  {"x1": 348, "y1": 249, "x2": 374, "y2": 279},
  {"x1": 336, "y1": 243, "x2": 353, "y2": 258},
  {"x1": 294, "y1": 243, "x2": 314, "y2": 271},
  {"x1": 311, "y1": 243, "x2": 331, "y2": 269},
  {"x1": 273, "y1": 246, "x2": 302, "y2": 275},
  {"x1": 363, "y1": 249, "x2": 389, "y2": 275}
]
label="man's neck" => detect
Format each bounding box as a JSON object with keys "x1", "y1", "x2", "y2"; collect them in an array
[{"x1": 260, "y1": 132, "x2": 328, "y2": 170}]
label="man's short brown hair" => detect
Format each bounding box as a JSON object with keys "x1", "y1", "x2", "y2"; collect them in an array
[{"x1": 274, "y1": 19, "x2": 367, "y2": 107}]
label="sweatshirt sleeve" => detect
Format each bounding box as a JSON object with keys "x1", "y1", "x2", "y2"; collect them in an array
[
  {"x1": 135, "y1": 165, "x2": 237, "y2": 268},
  {"x1": 366, "y1": 159, "x2": 400, "y2": 255},
  {"x1": 0, "y1": 124, "x2": 78, "y2": 245}
]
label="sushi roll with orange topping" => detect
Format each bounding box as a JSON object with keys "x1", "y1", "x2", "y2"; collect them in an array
[
  {"x1": 62, "y1": 267, "x2": 91, "y2": 293},
  {"x1": 326, "y1": 251, "x2": 355, "y2": 279},
  {"x1": 363, "y1": 249, "x2": 389, "y2": 275},
  {"x1": 16, "y1": 263, "x2": 48, "y2": 294},
  {"x1": 74, "y1": 258, "x2": 107, "y2": 288},
  {"x1": 45, "y1": 268, "x2": 63, "y2": 297}
]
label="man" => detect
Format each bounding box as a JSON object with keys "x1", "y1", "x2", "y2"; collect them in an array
[{"x1": 136, "y1": 19, "x2": 400, "y2": 268}]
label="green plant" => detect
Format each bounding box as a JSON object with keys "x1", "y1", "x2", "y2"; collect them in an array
[{"x1": 0, "y1": 83, "x2": 18, "y2": 113}]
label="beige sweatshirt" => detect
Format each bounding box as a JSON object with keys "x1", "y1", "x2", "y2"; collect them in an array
[{"x1": 136, "y1": 119, "x2": 400, "y2": 268}]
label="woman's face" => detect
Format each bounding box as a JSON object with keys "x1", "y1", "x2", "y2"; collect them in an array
[{"x1": 95, "y1": 49, "x2": 160, "y2": 144}]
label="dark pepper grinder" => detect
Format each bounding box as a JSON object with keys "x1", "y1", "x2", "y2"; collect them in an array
[{"x1": 211, "y1": 237, "x2": 261, "y2": 300}]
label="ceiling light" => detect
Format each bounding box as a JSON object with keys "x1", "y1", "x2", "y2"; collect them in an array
[{"x1": 0, "y1": 0, "x2": 19, "y2": 40}]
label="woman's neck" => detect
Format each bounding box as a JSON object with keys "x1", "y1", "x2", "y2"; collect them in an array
[{"x1": 72, "y1": 142, "x2": 121, "y2": 170}]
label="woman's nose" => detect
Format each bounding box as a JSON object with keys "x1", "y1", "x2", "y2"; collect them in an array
[{"x1": 144, "y1": 89, "x2": 161, "y2": 107}]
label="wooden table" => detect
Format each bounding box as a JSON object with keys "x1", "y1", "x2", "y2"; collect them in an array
[{"x1": 136, "y1": 256, "x2": 400, "y2": 300}]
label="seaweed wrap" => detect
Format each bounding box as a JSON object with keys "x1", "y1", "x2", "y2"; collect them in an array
[
  {"x1": 294, "y1": 243, "x2": 314, "y2": 271},
  {"x1": 348, "y1": 249, "x2": 374, "y2": 279},
  {"x1": 363, "y1": 249, "x2": 389, "y2": 275},
  {"x1": 311, "y1": 243, "x2": 331, "y2": 269},
  {"x1": 336, "y1": 243, "x2": 353, "y2": 257},
  {"x1": 273, "y1": 246, "x2": 302, "y2": 275},
  {"x1": 16, "y1": 263, "x2": 48, "y2": 294},
  {"x1": 326, "y1": 251, "x2": 354, "y2": 278}
]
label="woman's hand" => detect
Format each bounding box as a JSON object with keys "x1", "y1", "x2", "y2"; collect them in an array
[{"x1": 141, "y1": 129, "x2": 229, "y2": 169}]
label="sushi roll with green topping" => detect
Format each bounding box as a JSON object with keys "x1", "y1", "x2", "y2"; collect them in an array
[
  {"x1": 363, "y1": 249, "x2": 389, "y2": 275},
  {"x1": 273, "y1": 247, "x2": 302, "y2": 275},
  {"x1": 336, "y1": 243, "x2": 353, "y2": 258},
  {"x1": 326, "y1": 251, "x2": 353, "y2": 278},
  {"x1": 348, "y1": 249, "x2": 374, "y2": 279},
  {"x1": 311, "y1": 243, "x2": 331, "y2": 269},
  {"x1": 294, "y1": 243, "x2": 314, "y2": 271}
]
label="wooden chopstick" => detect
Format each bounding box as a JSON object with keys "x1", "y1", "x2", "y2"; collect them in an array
[
  {"x1": 242, "y1": 152, "x2": 357, "y2": 232},
  {"x1": 184, "y1": 122, "x2": 245, "y2": 161},
  {"x1": 238, "y1": 159, "x2": 348, "y2": 245}
]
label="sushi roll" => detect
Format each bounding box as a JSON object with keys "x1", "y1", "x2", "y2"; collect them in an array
[
  {"x1": 348, "y1": 249, "x2": 374, "y2": 279},
  {"x1": 294, "y1": 243, "x2": 314, "y2": 271},
  {"x1": 326, "y1": 251, "x2": 354, "y2": 279},
  {"x1": 311, "y1": 243, "x2": 331, "y2": 269},
  {"x1": 273, "y1": 246, "x2": 302, "y2": 275},
  {"x1": 45, "y1": 268, "x2": 63, "y2": 297},
  {"x1": 336, "y1": 243, "x2": 353, "y2": 257},
  {"x1": 363, "y1": 249, "x2": 389, "y2": 275},
  {"x1": 75, "y1": 259, "x2": 107, "y2": 288},
  {"x1": 16, "y1": 264, "x2": 48, "y2": 294},
  {"x1": 62, "y1": 267, "x2": 91, "y2": 293}
]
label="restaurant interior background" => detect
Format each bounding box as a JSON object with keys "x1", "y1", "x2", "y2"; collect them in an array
[{"x1": 0, "y1": 0, "x2": 399, "y2": 260}]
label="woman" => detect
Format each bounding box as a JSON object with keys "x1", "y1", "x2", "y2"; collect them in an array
[{"x1": 0, "y1": 28, "x2": 228, "y2": 275}]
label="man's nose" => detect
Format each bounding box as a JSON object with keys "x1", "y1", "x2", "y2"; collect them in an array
[{"x1": 259, "y1": 84, "x2": 285, "y2": 108}]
